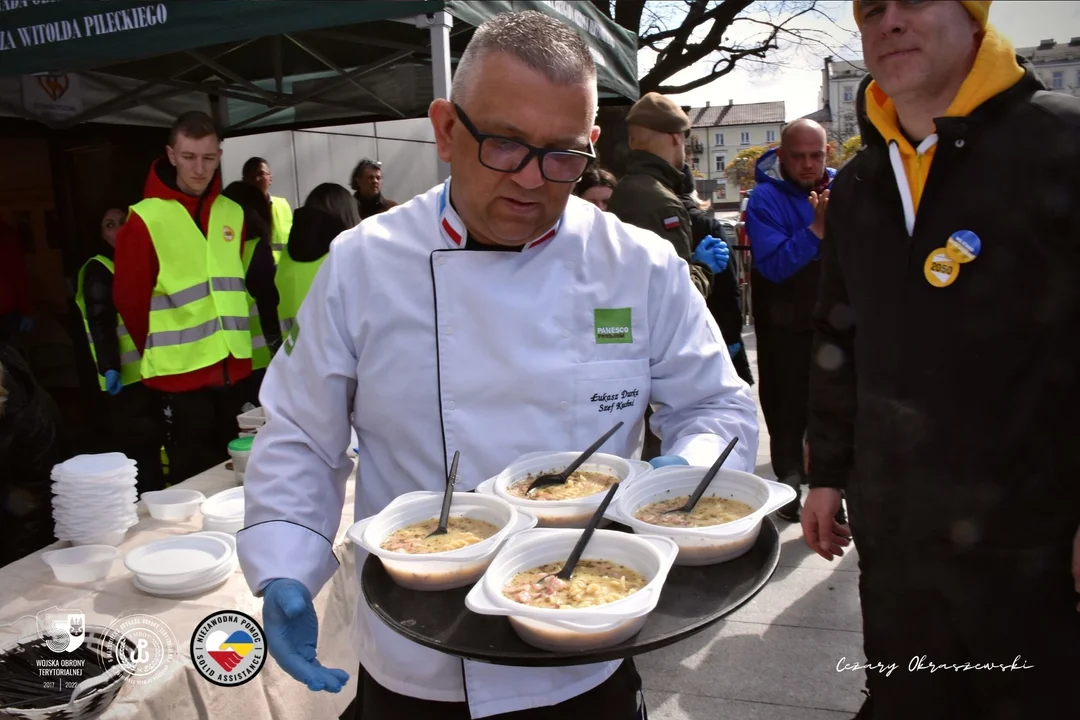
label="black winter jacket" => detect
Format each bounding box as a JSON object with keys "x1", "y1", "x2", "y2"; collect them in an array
[
  {"x1": 82, "y1": 253, "x2": 120, "y2": 375},
  {"x1": 807, "y1": 63, "x2": 1080, "y2": 552}
]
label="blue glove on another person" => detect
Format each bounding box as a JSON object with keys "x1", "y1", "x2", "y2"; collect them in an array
[
  {"x1": 691, "y1": 235, "x2": 730, "y2": 274},
  {"x1": 649, "y1": 455, "x2": 689, "y2": 469},
  {"x1": 263, "y1": 578, "x2": 349, "y2": 693},
  {"x1": 104, "y1": 370, "x2": 123, "y2": 396},
  {"x1": 727, "y1": 342, "x2": 743, "y2": 358}
]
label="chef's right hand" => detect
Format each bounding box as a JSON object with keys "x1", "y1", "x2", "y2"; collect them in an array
[
  {"x1": 262, "y1": 578, "x2": 349, "y2": 693},
  {"x1": 649, "y1": 456, "x2": 689, "y2": 469}
]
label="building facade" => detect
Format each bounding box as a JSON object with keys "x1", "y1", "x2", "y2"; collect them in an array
[
  {"x1": 685, "y1": 100, "x2": 786, "y2": 207},
  {"x1": 1017, "y1": 37, "x2": 1080, "y2": 97}
]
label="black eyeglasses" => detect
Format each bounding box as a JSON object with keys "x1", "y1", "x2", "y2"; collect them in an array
[{"x1": 453, "y1": 103, "x2": 596, "y2": 183}]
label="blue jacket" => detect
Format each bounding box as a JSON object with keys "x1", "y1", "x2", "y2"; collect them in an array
[{"x1": 744, "y1": 148, "x2": 836, "y2": 284}]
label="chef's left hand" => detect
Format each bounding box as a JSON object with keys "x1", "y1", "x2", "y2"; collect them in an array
[
  {"x1": 1073, "y1": 525, "x2": 1080, "y2": 612},
  {"x1": 649, "y1": 456, "x2": 688, "y2": 469}
]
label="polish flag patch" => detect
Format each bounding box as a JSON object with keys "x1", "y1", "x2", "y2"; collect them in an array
[{"x1": 663, "y1": 216, "x2": 680, "y2": 230}]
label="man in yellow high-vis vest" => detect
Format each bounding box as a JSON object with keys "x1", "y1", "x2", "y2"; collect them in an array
[
  {"x1": 114, "y1": 111, "x2": 278, "y2": 482},
  {"x1": 75, "y1": 205, "x2": 164, "y2": 492},
  {"x1": 242, "y1": 156, "x2": 293, "y2": 264}
]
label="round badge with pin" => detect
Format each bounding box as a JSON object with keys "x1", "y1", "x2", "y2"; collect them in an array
[
  {"x1": 945, "y1": 229, "x2": 981, "y2": 264},
  {"x1": 924, "y1": 247, "x2": 960, "y2": 288}
]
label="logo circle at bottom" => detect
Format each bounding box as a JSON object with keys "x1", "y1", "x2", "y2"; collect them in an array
[
  {"x1": 924, "y1": 247, "x2": 960, "y2": 288},
  {"x1": 191, "y1": 611, "x2": 267, "y2": 687}
]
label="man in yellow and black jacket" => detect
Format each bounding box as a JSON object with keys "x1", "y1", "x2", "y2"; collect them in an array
[{"x1": 803, "y1": 2, "x2": 1080, "y2": 717}]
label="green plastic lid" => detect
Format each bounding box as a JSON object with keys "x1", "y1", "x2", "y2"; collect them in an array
[{"x1": 229, "y1": 436, "x2": 254, "y2": 452}]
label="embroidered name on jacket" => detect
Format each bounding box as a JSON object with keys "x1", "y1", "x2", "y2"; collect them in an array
[{"x1": 594, "y1": 308, "x2": 633, "y2": 344}]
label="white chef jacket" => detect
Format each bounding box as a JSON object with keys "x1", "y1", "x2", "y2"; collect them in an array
[{"x1": 237, "y1": 179, "x2": 758, "y2": 718}]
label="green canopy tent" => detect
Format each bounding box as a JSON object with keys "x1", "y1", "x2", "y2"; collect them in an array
[{"x1": 0, "y1": 0, "x2": 638, "y2": 134}]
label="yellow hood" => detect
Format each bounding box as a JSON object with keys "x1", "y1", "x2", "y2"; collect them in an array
[{"x1": 863, "y1": 25, "x2": 1023, "y2": 214}]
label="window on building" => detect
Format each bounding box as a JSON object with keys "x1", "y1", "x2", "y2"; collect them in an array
[
  {"x1": 715, "y1": 154, "x2": 726, "y2": 172},
  {"x1": 740, "y1": 131, "x2": 750, "y2": 145},
  {"x1": 1053, "y1": 71, "x2": 1064, "y2": 89},
  {"x1": 843, "y1": 85, "x2": 854, "y2": 102},
  {"x1": 691, "y1": 157, "x2": 699, "y2": 170},
  {"x1": 766, "y1": 129, "x2": 776, "y2": 143},
  {"x1": 714, "y1": 132, "x2": 724, "y2": 145},
  {"x1": 1076, "y1": 69, "x2": 1080, "y2": 88}
]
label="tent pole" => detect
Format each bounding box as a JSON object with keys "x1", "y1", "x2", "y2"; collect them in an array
[{"x1": 425, "y1": 11, "x2": 453, "y2": 182}]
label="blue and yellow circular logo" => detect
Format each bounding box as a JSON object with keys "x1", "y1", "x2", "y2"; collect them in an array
[
  {"x1": 945, "y1": 229, "x2": 981, "y2": 264},
  {"x1": 190, "y1": 611, "x2": 266, "y2": 687}
]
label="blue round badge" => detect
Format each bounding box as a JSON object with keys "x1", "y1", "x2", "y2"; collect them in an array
[{"x1": 945, "y1": 230, "x2": 981, "y2": 264}]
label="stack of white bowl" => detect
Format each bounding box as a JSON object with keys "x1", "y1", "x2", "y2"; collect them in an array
[
  {"x1": 51, "y1": 453, "x2": 139, "y2": 546},
  {"x1": 200, "y1": 487, "x2": 245, "y2": 534},
  {"x1": 124, "y1": 531, "x2": 237, "y2": 597}
]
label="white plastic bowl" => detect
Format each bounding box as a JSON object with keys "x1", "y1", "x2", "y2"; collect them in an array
[
  {"x1": 347, "y1": 491, "x2": 537, "y2": 591},
  {"x1": 465, "y1": 528, "x2": 679, "y2": 652},
  {"x1": 201, "y1": 486, "x2": 244, "y2": 522},
  {"x1": 124, "y1": 534, "x2": 232, "y2": 587},
  {"x1": 41, "y1": 545, "x2": 120, "y2": 584},
  {"x1": 492, "y1": 452, "x2": 638, "y2": 528},
  {"x1": 141, "y1": 489, "x2": 205, "y2": 520},
  {"x1": 64, "y1": 528, "x2": 131, "y2": 547},
  {"x1": 608, "y1": 466, "x2": 796, "y2": 565},
  {"x1": 202, "y1": 517, "x2": 244, "y2": 535}
]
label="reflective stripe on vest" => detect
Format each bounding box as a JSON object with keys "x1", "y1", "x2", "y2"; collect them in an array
[
  {"x1": 134, "y1": 196, "x2": 251, "y2": 379},
  {"x1": 275, "y1": 250, "x2": 326, "y2": 336},
  {"x1": 241, "y1": 236, "x2": 270, "y2": 370},
  {"x1": 75, "y1": 255, "x2": 143, "y2": 390},
  {"x1": 270, "y1": 196, "x2": 293, "y2": 263}
]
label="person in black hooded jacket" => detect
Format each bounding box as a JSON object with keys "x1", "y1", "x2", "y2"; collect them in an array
[
  {"x1": 0, "y1": 340, "x2": 64, "y2": 566},
  {"x1": 678, "y1": 165, "x2": 754, "y2": 386},
  {"x1": 76, "y1": 205, "x2": 164, "y2": 492}
]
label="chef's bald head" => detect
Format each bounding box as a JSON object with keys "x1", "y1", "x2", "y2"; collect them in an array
[{"x1": 451, "y1": 11, "x2": 597, "y2": 111}]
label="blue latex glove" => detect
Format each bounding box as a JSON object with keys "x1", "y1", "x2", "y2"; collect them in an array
[
  {"x1": 18, "y1": 315, "x2": 33, "y2": 333},
  {"x1": 691, "y1": 235, "x2": 730, "y2": 274},
  {"x1": 727, "y1": 342, "x2": 743, "y2": 358},
  {"x1": 649, "y1": 455, "x2": 689, "y2": 469},
  {"x1": 263, "y1": 579, "x2": 349, "y2": 693},
  {"x1": 104, "y1": 370, "x2": 123, "y2": 396}
]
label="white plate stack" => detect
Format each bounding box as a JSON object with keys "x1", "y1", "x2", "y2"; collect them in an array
[
  {"x1": 51, "y1": 453, "x2": 139, "y2": 546},
  {"x1": 124, "y1": 532, "x2": 238, "y2": 597},
  {"x1": 200, "y1": 487, "x2": 245, "y2": 534}
]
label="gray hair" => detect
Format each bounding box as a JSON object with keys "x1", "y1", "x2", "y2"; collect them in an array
[{"x1": 451, "y1": 10, "x2": 597, "y2": 105}]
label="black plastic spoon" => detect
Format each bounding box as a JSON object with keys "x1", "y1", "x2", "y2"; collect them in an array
[
  {"x1": 525, "y1": 421, "x2": 624, "y2": 495},
  {"x1": 544, "y1": 481, "x2": 621, "y2": 583},
  {"x1": 427, "y1": 450, "x2": 460, "y2": 537},
  {"x1": 662, "y1": 436, "x2": 740, "y2": 515}
]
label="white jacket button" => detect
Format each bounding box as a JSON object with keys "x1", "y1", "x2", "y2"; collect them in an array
[
  {"x1": 445, "y1": 326, "x2": 453, "y2": 336},
  {"x1": 437, "y1": 256, "x2": 446, "y2": 266},
  {"x1": 560, "y1": 401, "x2": 569, "y2": 409},
  {"x1": 448, "y1": 401, "x2": 457, "y2": 410},
  {"x1": 562, "y1": 329, "x2": 570, "y2": 338}
]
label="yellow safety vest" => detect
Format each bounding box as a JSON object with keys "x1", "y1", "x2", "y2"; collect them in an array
[
  {"x1": 275, "y1": 250, "x2": 326, "y2": 336},
  {"x1": 241, "y1": 236, "x2": 270, "y2": 370},
  {"x1": 75, "y1": 255, "x2": 142, "y2": 390},
  {"x1": 132, "y1": 196, "x2": 251, "y2": 379},
  {"x1": 270, "y1": 196, "x2": 293, "y2": 264}
]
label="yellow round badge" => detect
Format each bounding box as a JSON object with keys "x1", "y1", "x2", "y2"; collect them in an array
[{"x1": 924, "y1": 247, "x2": 959, "y2": 288}]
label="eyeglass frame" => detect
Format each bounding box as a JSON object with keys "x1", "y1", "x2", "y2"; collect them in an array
[{"x1": 452, "y1": 103, "x2": 597, "y2": 183}]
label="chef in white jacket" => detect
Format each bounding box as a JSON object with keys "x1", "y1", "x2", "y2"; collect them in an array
[{"x1": 237, "y1": 10, "x2": 758, "y2": 720}]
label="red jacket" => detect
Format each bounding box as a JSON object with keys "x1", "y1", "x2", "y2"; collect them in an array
[
  {"x1": 0, "y1": 219, "x2": 32, "y2": 317},
  {"x1": 113, "y1": 158, "x2": 252, "y2": 393}
]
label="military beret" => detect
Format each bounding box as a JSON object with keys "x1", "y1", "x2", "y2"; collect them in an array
[{"x1": 626, "y1": 92, "x2": 691, "y2": 134}]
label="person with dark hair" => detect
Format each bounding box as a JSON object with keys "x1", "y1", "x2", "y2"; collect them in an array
[
  {"x1": 676, "y1": 165, "x2": 754, "y2": 387},
  {"x1": 75, "y1": 205, "x2": 164, "y2": 492},
  {"x1": 0, "y1": 218, "x2": 33, "y2": 342},
  {"x1": 275, "y1": 183, "x2": 359, "y2": 336},
  {"x1": 573, "y1": 166, "x2": 616, "y2": 210},
  {"x1": 350, "y1": 158, "x2": 396, "y2": 219},
  {"x1": 242, "y1": 156, "x2": 293, "y2": 263},
  {"x1": 222, "y1": 181, "x2": 282, "y2": 399},
  {"x1": 113, "y1": 110, "x2": 278, "y2": 482},
  {"x1": 0, "y1": 340, "x2": 64, "y2": 567}
]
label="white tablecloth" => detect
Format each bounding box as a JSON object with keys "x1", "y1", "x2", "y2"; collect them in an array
[{"x1": 0, "y1": 462, "x2": 360, "y2": 719}]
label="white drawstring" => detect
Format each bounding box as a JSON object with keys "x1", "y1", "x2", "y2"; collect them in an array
[{"x1": 887, "y1": 135, "x2": 938, "y2": 237}]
